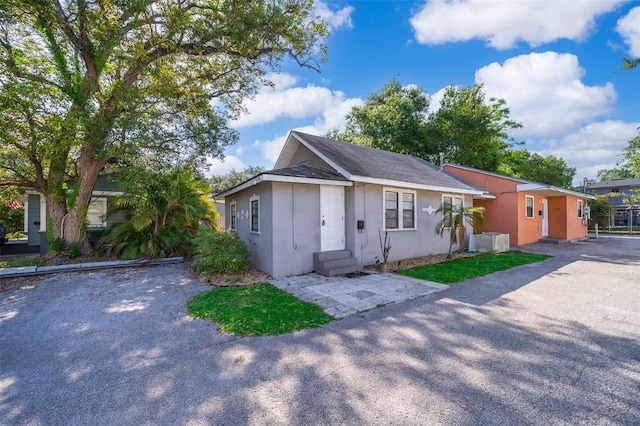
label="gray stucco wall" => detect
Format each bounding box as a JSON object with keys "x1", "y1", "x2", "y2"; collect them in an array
[
  {"x1": 227, "y1": 180, "x2": 475, "y2": 277},
  {"x1": 226, "y1": 182, "x2": 274, "y2": 277},
  {"x1": 347, "y1": 184, "x2": 473, "y2": 266},
  {"x1": 271, "y1": 182, "x2": 321, "y2": 277},
  {"x1": 226, "y1": 181, "x2": 324, "y2": 278}
]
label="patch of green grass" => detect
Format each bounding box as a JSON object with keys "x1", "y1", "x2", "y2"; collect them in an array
[
  {"x1": 0, "y1": 257, "x2": 45, "y2": 268},
  {"x1": 400, "y1": 251, "x2": 551, "y2": 284},
  {"x1": 187, "y1": 283, "x2": 334, "y2": 336}
]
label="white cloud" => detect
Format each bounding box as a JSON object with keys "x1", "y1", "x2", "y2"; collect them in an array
[
  {"x1": 232, "y1": 85, "x2": 336, "y2": 127},
  {"x1": 616, "y1": 6, "x2": 640, "y2": 57},
  {"x1": 535, "y1": 120, "x2": 639, "y2": 183},
  {"x1": 250, "y1": 95, "x2": 364, "y2": 165},
  {"x1": 206, "y1": 155, "x2": 246, "y2": 177},
  {"x1": 231, "y1": 77, "x2": 362, "y2": 129},
  {"x1": 475, "y1": 52, "x2": 616, "y2": 136},
  {"x1": 315, "y1": 1, "x2": 355, "y2": 30},
  {"x1": 410, "y1": 0, "x2": 624, "y2": 49}
]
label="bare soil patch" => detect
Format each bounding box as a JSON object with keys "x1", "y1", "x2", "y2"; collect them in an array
[{"x1": 365, "y1": 251, "x2": 480, "y2": 273}]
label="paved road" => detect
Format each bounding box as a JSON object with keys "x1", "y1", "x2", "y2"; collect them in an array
[{"x1": 1, "y1": 237, "x2": 639, "y2": 425}]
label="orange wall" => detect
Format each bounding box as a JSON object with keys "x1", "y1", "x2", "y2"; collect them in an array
[
  {"x1": 444, "y1": 165, "x2": 589, "y2": 245},
  {"x1": 548, "y1": 197, "x2": 566, "y2": 239},
  {"x1": 517, "y1": 193, "x2": 544, "y2": 245},
  {"x1": 444, "y1": 165, "x2": 525, "y2": 245},
  {"x1": 565, "y1": 196, "x2": 589, "y2": 240}
]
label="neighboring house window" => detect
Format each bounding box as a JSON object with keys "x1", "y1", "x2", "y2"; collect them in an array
[
  {"x1": 230, "y1": 201, "x2": 237, "y2": 231},
  {"x1": 250, "y1": 196, "x2": 260, "y2": 233},
  {"x1": 384, "y1": 189, "x2": 416, "y2": 230},
  {"x1": 87, "y1": 198, "x2": 107, "y2": 228},
  {"x1": 525, "y1": 196, "x2": 534, "y2": 219},
  {"x1": 577, "y1": 199, "x2": 583, "y2": 219}
]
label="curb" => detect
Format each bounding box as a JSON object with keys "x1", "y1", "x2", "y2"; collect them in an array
[{"x1": 0, "y1": 257, "x2": 185, "y2": 279}]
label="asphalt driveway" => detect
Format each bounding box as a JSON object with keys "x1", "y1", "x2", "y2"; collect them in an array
[{"x1": 1, "y1": 237, "x2": 639, "y2": 425}]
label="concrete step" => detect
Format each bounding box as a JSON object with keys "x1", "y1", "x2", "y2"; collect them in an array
[
  {"x1": 323, "y1": 257, "x2": 359, "y2": 269},
  {"x1": 323, "y1": 263, "x2": 363, "y2": 276},
  {"x1": 538, "y1": 238, "x2": 567, "y2": 244},
  {"x1": 314, "y1": 252, "x2": 362, "y2": 277},
  {"x1": 313, "y1": 250, "x2": 352, "y2": 262}
]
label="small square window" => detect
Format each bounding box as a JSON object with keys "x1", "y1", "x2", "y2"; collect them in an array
[{"x1": 525, "y1": 196, "x2": 534, "y2": 219}]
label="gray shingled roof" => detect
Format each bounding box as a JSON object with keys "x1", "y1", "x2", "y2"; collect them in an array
[
  {"x1": 266, "y1": 163, "x2": 348, "y2": 181},
  {"x1": 291, "y1": 131, "x2": 475, "y2": 191},
  {"x1": 587, "y1": 178, "x2": 640, "y2": 189}
]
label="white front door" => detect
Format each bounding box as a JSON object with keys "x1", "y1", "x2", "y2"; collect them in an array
[
  {"x1": 541, "y1": 199, "x2": 549, "y2": 237},
  {"x1": 320, "y1": 185, "x2": 345, "y2": 251}
]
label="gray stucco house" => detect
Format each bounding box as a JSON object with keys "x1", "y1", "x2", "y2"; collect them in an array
[{"x1": 218, "y1": 131, "x2": 485, "y2": 278}]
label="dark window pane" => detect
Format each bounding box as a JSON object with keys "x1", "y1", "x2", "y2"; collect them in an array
[
  {"x1": 251, "y1": 200, "x2": 259, "y2": 231},
  {"x1": 403, "y1": 210, "x2": 414, "y2": 228}
]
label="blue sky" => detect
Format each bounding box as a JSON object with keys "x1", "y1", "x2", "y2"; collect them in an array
[{"x1": 209, "y1": 1, "x2": 640, "y2": 185}]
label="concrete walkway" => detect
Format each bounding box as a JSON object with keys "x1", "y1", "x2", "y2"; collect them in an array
[{"x1": 270, "y1": 271, "x2": 448, "y2": 318}]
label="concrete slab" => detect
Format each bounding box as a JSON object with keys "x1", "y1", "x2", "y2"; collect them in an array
[{"x1": 270, "y1": 271, "x2": 449, "y2": 318}]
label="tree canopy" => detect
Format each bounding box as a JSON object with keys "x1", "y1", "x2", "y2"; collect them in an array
[
  {"x1": 596, "y1": 128, "x2": 640, "y2": 180},
  {"x1": 500, "y1": 149, "x2": 576, "y2": 188},
  {"x1": 209, "y1": 166, "x2": 267, "y2": 195},
  {"x1": 0, "y1": 0, "x2": 327, "y2": 247},
  {"x1": 330, "y1": 81, "x2": 522, "y2": 172},
  {"x1": 426, "y1": 84, "x2": 522, "y2": 171},
  {"x1": 334, "y1": 80, "x2": 431, "y2": 157}
]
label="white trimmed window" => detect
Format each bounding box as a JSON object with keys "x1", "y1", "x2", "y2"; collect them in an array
[
  {"x1": 230, "y1": 201, "x2": 237, "y2": 231},
  {"x1": 249, "y1": 196, "x2": 260, "y2": 233},
  {"x1": 384, "y1": 188, "x2": 416, "y2": 230},
  {"x1": 87, "y1": 198, "x2": 107, "y2": 228},
  {"x1": 442, "y1": 195, "x2": 463, "y2": 215},
  {"x1": 577, "y1": 199, "x2": 583, "y2": 219},
  {"x1": 525, "y1": 196, "x2": 534, "y2": 219}
]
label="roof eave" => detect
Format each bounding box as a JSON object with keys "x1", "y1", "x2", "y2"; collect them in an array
[
  {"x1": 517, "y1": 183, "x2": 596, "y2": 199},
  {"x1": 351, "y1": 175, "x2": 484, "y2": 196},
  {"x1": 217, "y1": 173, "x2": 353, "y2": 198}
]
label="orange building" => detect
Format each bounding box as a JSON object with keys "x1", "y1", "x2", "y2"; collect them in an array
[{"x1": 444, "y1": 164, "x2": 595, "y2": 246}]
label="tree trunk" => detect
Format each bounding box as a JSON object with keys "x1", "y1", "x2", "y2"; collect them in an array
[{"x1": 46, "y1": 154, "x2": 108, "y2": 253}]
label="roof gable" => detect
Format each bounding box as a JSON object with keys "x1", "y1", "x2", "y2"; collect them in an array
[{"x1": 277, "y1": 131, "x2": 480, "y2": 194}]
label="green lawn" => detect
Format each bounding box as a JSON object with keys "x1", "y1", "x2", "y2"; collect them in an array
[
  {"x1": 400, "y1": 251, "x2": 551, "y2": 284},
  {"x1": 0, "y1": 257, "x2": 45, "y2": 268},
  {"x1": 187, "y1": 283, "x2": 334, "y2": 336}
]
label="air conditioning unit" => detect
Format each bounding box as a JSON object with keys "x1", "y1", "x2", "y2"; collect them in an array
[{"x1": 469, "y1": 232, "x2": 510, "y2": 253}]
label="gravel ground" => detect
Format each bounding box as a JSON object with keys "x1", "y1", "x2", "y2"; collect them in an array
[{"x1": 1, "y1": 237, "x2": 639, "y2": 425}]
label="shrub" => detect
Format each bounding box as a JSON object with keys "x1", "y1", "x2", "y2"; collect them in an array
[
  {"x1": 67, "y1": 242, "x2": 82, "y2": 259},
  {"x1": 49, "y1": 237, "x2": 67, "y2": 253},
  {"x1": 98, "y1": 168, "x2": 218, "y2": 259},
  {"x1": 193, "y1": 227, "x2": 251, "y2": 275}
]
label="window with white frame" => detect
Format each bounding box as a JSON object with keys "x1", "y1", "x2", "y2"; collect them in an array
[
  {"x1": 230, "y1": 201, "x2": 237, "y2": 231},
  {"x1": 577, "y1": 199, "x2": 583, "y2": 219},
  {"x1": 442, "y1": 195, "x2": 463, "y2": 218},
  {"x1": 87, "y1": 198, "x2": 107, "y2": 228},
  {"x1": 249, "y1": 196, "x2": 260, "y2": 233},
  {"x1": 384, "y1": 188, "x2": 416, "y2": 230},
  {"x1": 525, "y1": 196, "x2": 534, "y2": 219}
]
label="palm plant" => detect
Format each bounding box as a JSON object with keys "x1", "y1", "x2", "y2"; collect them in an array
[
  {"x1": 435, "y1": 202, "x2": 485, "y2": 259},
  {"x1": 99, "y1": 168, "x2": 218, "y2": 259}
]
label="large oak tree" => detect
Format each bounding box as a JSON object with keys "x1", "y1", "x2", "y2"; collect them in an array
[{"x1": 0, "y1": 0, "x2": 327, "y2": 247}]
